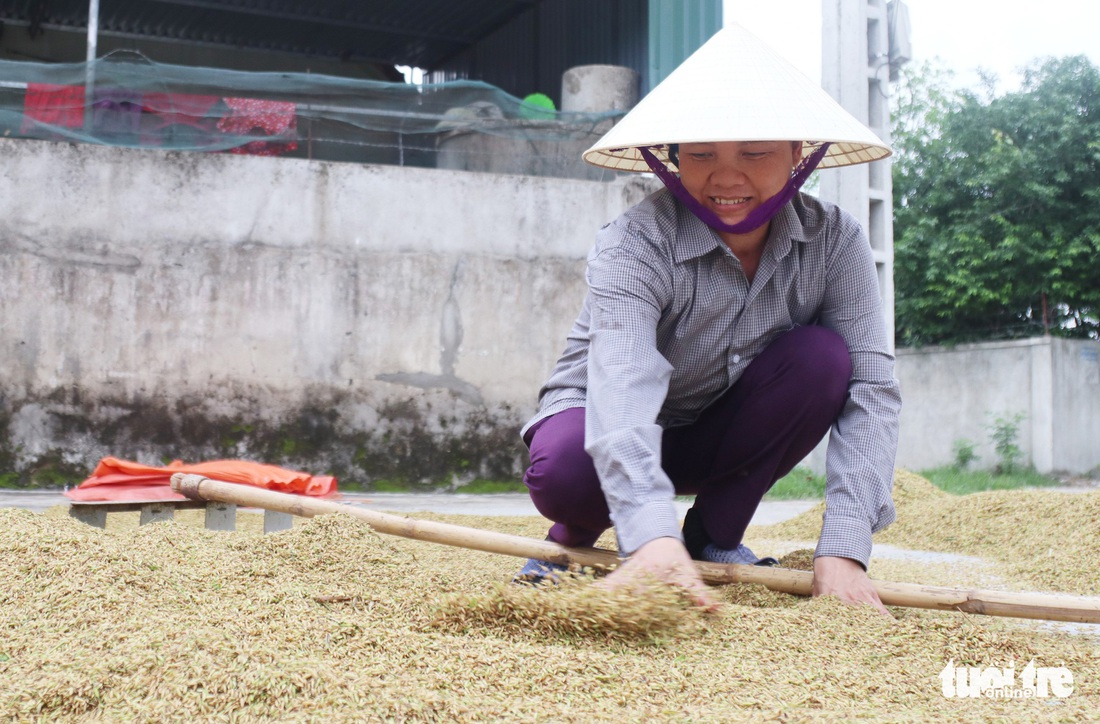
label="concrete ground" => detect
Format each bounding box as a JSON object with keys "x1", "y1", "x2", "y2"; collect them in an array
[{"x1": 0, "y1": 490, "x2": 818, "y2": 525}]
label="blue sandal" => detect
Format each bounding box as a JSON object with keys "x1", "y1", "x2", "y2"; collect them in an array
[{"x1": 511, "y1": 557, "x2": 570, "y2": 585}]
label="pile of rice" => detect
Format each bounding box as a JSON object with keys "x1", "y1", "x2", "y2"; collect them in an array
[
  {"x1": 0, "y1": 471, "x2": 1095, "y2": 720},
  {"x1": 762, "y1": 470, "x2": 1100, "y2": 595}
]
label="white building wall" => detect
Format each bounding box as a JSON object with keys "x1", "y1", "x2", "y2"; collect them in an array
[
  {"x1": 0, "y1": 138, "x2": 656, "y2": 484},
  {"x1": 895, "y1": 338, "x2": 1100, "y2": 475}
]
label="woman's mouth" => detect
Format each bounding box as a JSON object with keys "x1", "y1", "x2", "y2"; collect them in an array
[{"x1": 711, "y1": 196, "x2": 751, "y2": 207}]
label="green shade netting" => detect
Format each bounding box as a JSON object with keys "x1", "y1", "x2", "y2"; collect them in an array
[{"x1": 0, "y1": 52, "x2": 623, "y2": 172}]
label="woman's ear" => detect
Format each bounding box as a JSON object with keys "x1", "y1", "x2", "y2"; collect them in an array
[{"x1": 667, "y1": 143, "x2": 679, "y2": 169}]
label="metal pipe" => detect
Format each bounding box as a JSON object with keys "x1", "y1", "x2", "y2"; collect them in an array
[{"x1": 84, "y1": 0, "x2": 100, "y2": 132}]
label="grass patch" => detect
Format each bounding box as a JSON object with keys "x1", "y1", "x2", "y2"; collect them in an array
[
  {"x1": 762, "y1": 466, "x2": 1063, "y2": 501},
  {"x1": 916, "y1": 466, "x2": 1061, "y2": 495},
  {"x1": 455, "y1": 478, "x2": 528, "y2": 494},
  {"x1": 764, "y1": 468, "x2": 826, "y2": 499},
  {"x1": 339, "y1": 478, "x2": 528, "y2": 494},
  {"x1": 363, "y1": 479, "x2": 411, "y2": 493}
]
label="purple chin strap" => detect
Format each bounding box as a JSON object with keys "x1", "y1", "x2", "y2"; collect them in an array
[{"x1": 637, "y1": 142, "x2": 831, "y2": 235}]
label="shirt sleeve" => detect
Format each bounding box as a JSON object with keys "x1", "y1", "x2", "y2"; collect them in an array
[
  {"x1": 582, "y1": 223, "x2": 681, "y2": 555},
  {"x1": 817, "y1": 212, "x2": 902, "y2": 568}
]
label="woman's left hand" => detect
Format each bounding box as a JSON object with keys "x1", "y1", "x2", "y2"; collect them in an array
[{"x1": 812, "y1": 555, "x2": 893, "y2": 618}]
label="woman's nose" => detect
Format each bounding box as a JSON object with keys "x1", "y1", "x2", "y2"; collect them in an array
[{"x1": 710, "y1": 161, "x2": 748, "y2": 186}]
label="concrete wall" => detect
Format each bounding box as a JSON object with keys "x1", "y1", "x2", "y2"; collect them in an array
[
  {"x1": 895, "y1": 338, "x2": 1100, "y2": 475},
  {"x1": 0, "y1": 138, "x2": 656, "y2": 487},
  {"x1": 4, "y1": 139, "x2": 1097, "y2": 488},
  {"x1": 1051, "y1": 338, "x2": 1100, "y2": 474}
]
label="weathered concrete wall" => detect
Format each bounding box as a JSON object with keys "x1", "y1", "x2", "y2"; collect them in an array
[
  {"x1": 0, "y1": 138, "x2": 656, "y2": 487},
  {"x1": 1051, "y1": 338, "x2": 1100, "y2": 474},
  {"x1": 5, "y1": 139, "x2": 1097, "y2": 488},
  {"x1": 895, "y1": 338, "x2": 1100, "y2": 475}
]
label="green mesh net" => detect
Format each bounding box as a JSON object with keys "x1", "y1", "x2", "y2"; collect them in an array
[{"x1": 0, "y1": 51, "x2": 625, "y2": 180}]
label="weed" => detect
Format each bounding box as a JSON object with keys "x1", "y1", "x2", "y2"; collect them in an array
[
  {"x1": 987, "y1": 412, "x2": 1026, "y2": 474},
  {"x1": 951, "y1": 438, "x2": 979, "y2": 470}
]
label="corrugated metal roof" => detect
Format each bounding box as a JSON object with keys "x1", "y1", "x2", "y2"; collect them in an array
[
  {"x1": 0, "y1": 0, "x2": 721, "y2": 101},
  {"x1": 433, "y1": 0, "x2": 653, "y2": 103},
  {"x1": 0, "y1": 0, "x2": 540, "y2": 69}
]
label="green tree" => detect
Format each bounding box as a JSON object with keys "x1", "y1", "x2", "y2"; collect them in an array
[{"x1": 891, "y1": 57, "x2": 1100, "y2": 346}]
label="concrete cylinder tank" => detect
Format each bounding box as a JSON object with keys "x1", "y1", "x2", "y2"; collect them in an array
[{"x1": 561, "y1": 65, "x2": 640, "y2": 113}]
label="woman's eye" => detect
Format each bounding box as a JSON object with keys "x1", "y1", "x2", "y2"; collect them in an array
[
  {"x1": 743, "y1": 152, "x2": 769, "y2": 159},
  {"x1": 688, "y1": 153, "x2": 712, "y2": 160}
]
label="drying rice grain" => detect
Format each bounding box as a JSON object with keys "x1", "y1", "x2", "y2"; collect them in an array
[
  {"x1": 759, "y1": 470, "x2": 1100, "y2": 595},
  {"x1": 1, "y1": 487, "x2": 1097, "y2": 721},
  {"x1": 434, "y1": 574, "x2": 704, "y2": 644}
]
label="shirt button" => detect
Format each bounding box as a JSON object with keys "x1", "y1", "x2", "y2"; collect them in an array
[{"x1": 732, "y1": 354, "x2": 741, "y2": 364}]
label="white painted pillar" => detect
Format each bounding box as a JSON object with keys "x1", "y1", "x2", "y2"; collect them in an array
[
  {"x1": 820, "y1": 0, "x2": 896, "y2": 351},
  {"x1": 84, "y1": 0, "x2": 100, "y2": 131}
]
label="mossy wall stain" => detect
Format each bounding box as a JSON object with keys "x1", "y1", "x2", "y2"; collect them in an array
[{"x1": 0, "y1": 389, "x2": 529, "y2": 490}]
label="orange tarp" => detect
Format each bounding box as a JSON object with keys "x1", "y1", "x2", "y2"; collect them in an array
[{"x1": 65, "y1": 457, "x2": 337, "y2": 502}]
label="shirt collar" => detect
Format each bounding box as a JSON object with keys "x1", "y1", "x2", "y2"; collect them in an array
[{"x1": 671, "y1": 194, "x2": 809, "y2": 264}]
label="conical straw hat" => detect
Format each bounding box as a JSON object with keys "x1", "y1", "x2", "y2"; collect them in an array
[{"x1": 583, "y1": 23, "x2": 891, "y2": 172}]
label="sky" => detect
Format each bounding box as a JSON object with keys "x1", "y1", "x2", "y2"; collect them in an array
[{"x1": 723, "y1": 0, "x2": 1100, "y2": 92}]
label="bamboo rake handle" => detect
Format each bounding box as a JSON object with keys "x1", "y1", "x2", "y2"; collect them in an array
[{"x1": 170, "y1": 474, "x2": 1100, "y2": 624}]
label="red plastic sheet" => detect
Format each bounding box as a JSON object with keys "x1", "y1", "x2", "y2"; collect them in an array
[
  {"x1": 217, "y1": 97, "x2": 298, "y2": 156},
  {"x1": 65, "y1": 457, "x2": 337, "y2": 502},
  {"x1": 22, "y1": 83, "x2": 86, "y2": 132}
]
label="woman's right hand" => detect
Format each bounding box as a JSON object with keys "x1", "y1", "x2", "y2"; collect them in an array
[{"x1": 597, "y1": 536, "x2": 719, "y2": 612}]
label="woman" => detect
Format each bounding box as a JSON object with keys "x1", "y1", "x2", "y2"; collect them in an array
[{"x1": 518, "y1": 25, "x2": 901, "y2": 614}]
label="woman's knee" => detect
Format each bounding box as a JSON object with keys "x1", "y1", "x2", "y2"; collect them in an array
[
  {"x1": 524, "y1": 457, "x2": 608, "y2": 527},
  {"x1": 777, "y1": 326, "x2": 851, "y2": 400},
  {"x1": 523, "y1": 409, "x2": 607, "y2": 524}
]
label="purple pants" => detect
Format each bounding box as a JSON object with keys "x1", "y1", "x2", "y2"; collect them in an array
[{"x1": 523, "y1": 326, "x2": 851, "y2": 549}]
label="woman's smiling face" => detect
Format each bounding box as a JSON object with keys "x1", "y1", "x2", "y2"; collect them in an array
[{"x1": 675, "y1": 140, "x2": 802, "y2": 229}]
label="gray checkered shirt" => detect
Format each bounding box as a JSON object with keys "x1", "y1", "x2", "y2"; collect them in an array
[{"x1": 524, "y1": 189, "x2": 900, "y2": 566}]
